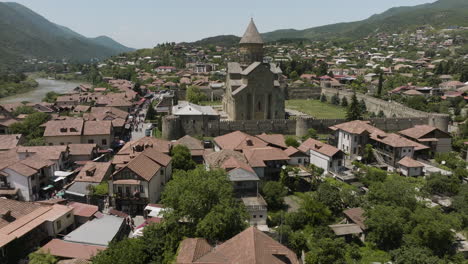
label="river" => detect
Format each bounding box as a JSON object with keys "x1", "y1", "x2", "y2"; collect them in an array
[{"x1": 0, "y1": 78, "x2": 82, "y2": 104}]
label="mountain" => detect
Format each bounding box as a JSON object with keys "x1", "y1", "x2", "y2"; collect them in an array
[
  {"x1": 190, "y1": 35, "x2": 241, "y2": 47},
  {"x1": 0, "y1": 2, "x2": 134, "y2": 69},
  {"x1": 261, "y1": 0, "x2": 468, "y2": 42}
]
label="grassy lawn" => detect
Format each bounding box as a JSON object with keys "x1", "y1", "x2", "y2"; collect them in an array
[
  {"x1": 199, "y1": 100, "x2": 222, "y2": 106},
  {"x1": 286, "y1": 99, "x2": 347, "y2": 119}
]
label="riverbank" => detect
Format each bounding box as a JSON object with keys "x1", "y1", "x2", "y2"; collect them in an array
[
  {"x1": 0, "y1": 78, "x2": 82, "y2": 103},
  {"x1": 0, "y1": 77, "x2": 38, "y2": 99},
  {"x1": 31, "y1": 71, "x2": 89, "y2": 82}
]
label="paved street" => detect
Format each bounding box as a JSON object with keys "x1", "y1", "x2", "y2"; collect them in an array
[{"x1": 130, "y1": 105, "x2": 149, "y2": 141}]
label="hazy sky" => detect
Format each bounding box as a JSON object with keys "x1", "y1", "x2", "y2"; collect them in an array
[{"x1": 2, "y1": 0, "x2": 435, "y2": 49}]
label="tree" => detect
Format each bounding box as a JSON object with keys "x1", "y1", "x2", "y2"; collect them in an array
[
  {"x1": 145, "y1": 104, "x2": 157, "y2": 121},
  {"x1": 92, "y1": 238, "x2": 148, "y2": 264},
  {"x1": 331, "y1": 94, "x2": 340, "y2": 105},
  {"x1": 346, "y1": 92, "x2": 363, "y2": 121},
  {"x1": 423, "y1": 173, "x2": 461, "y2": 196},
  {"x1": 186, "y1": 86, "x2": 207, "y2": 104},
  {"x1": 28, "y1": 251, "x2": 58, "y2": 264},
  {"x1": 363, "y1": 144, "x2": 374, "y2": 164},
  {"x1": 290, "y1": 70, "x2": 299, "y2": 80},
  {"x1": 391, "y1": 246, "x2": 443, "y2": 264},
  {"x1": 261, "y1": 181, "x2": 287, "y2": 210},
  {"x1": 316, "y1": 181, "x2": 343, "y2": 215},
  {"x1": 10, "y1": 112, "x2": 50, "y2": 145},
  {"x1": 170, "y1": 145, "x2": 196, "y2": 171},
  {"x1": 366, "y1": 205, "x2": 409, "y2": 251},
  {"x1": 359, "y1": 99, "x2": 367, "y2": 113},
  {"x1": 302, "y1": 128, "x2": 318, "y2": 140},
  {"x1": 306, "y1": 238, "x2": 347, "y2": 264},
  {"x1": 377, "y1": 72, "x2": 384, "y2": 97},
  {"x1": 340, "y1": 97, "x2": 348, "y2": 107},
  {"x1": 285, "y1": 136, "x2": 300, "y2": 148},
  {"x1": 320, "y1": 93, "x2": 327, "y2": 102},
  {"x1": 161, "y1": 168, "x2": 248, "y2": 242},
  {"x1": 298, "y1": 194, "x2": 331, "y2": 226},
  {"x1": 367, "y1": 176, "x2": 418, "y2": 210},
  {"x1": 12, "y1": 105, "x2": 36, "y2": 116}
]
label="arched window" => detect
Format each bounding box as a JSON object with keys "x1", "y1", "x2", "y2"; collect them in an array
[{"x1": 257, "y1": 101, "x2": 262, "y2": 111}]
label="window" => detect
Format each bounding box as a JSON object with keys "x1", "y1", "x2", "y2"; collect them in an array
[
  {"x1": 253, "y1": 215, "x2": 256, "y2": 218},
  {"x1": 298, "y1": 159, "x2": 302, "y2": 164},
  {"x1": 60, "y1": 142, "x2": 65, "y2": 145},
  {"x1": 31, "y1": 175, "x2": 36, "y2": 181},
  {"x1": 49, "y1": 143, "x2": 53, "y2": 146},
  {"x1": 139, "y1": 185, "x2": 144, "y2": 193},
  {"x1": 56, "y1": 220, "x2": 62, "y2": 230},
  {"x1": 353, "y1": 148, "x2": 357, "y2": 154},
  {"x1": 88, "y1": 139, "x2": 94, "y2": 144},
  {"x1": 259, "y1": 215, "x2": 263, "y2": 218},
  {"x1": 102, "y1": 139, "x2": 107, "y2": 146},
  {"x1": 66, "y1": 213, "x2": 71, "y2": 219}
]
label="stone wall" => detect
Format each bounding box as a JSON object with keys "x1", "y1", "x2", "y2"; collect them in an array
[
  {"x1": 287, "y1": 85, "x2": 322, "y2": 100},
  {"x1": 321, "y1": 88, "x2": 450, "y2": 132}
]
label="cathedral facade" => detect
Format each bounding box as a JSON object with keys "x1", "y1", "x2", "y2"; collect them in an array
[{"x1": 222, "y1": 19, "x2": 286, "y2": 121}]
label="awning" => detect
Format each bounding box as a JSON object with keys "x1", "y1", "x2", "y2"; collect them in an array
[
  {"x1": 53, "y1": 176, "x2": 66, "y2": 182},
  {"x1": 54, "y1": 171, "x2": 74, "y2": 177},
  {"x1": 42, "y1": 185, "x2": 54, "y2": 191}
]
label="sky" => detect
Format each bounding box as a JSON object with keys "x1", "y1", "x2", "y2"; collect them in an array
[{"x1": 1, "y1": 0, "x2": 436, "y2": 49}]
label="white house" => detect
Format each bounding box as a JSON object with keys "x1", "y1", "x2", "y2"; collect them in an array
[
  {"x1": 398, "y1": 156, "x2": 424, "y2": 177},
  {"x1": 298, "y1": 138, "x2": 345, "y2": 173}
]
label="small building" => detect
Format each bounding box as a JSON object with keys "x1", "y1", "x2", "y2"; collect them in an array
[
  {"x1": 171, "y1": 102, "x2": 220, "y2": 138},
  {"x1": 284, "y1": 146, "x2": 309, "y2": 166},
  {"x1": 68, "y1": 144, "x2": 98, "y2": 163},
  {"x1": 398, "y1": 156, "x2": 424, "y2": 177},
  {"x1": 242, "y1": 196, "x2": 267, "y2": 227},
  {"x1": 299, "y1": 138, "x2": 345, "y2": 173},
  {"x1": 213, "y1": 130, "x2": 268, "y2": 152},
  {"x1": 399, "y1": 125, "x2": 452, "y2": 154},
  {"x1": 67, "y1": 202, "x2": 99, "y2": 225},
  {"x1": 39, "y1": 239, "x2": 106, "y2": 261},
  {"x1": 0, "y1": 134, "x2": 24, "y2": 151},
  {"x1": 63, "y1": 214, "x2": 127, "y2": 247}
]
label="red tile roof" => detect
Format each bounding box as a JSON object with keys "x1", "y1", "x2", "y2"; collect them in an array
[
  {"x1": 40, "y1": 239, "x2": 106, "y2": 260},
  {"x1": 398, "y1": 156, "x2": 424, "y2": 168},
  {"x1": 255, "y1": 133, "x2": 287, "y2": 149},
  {"x1": 214, "y1": 131, "x2": 268, "y2": 151},
  {"x1": 299, "y1": 138, "x2": 341, "y2": 157},
  {"x1": 68, "y1": 202, "x2": 98, "y2": 218},
  {"x1": 330, "y1": 120, "x2": 385, "y2": 135}
]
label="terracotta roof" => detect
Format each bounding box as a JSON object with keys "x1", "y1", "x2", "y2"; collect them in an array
[
  {"x1": 57, "y1": 258, "x2": 90, "y2": 264},
  {"x1": 243, "y1": 147, "x2": 290, "y2": 168},
  {"x1": 114, "y1": 153, "x2": 161, "y2": 182},
  {"x1": 177, "y1": 227, "x2": 299, "y2": 264},
  {"x1": 17, "y1": 146, "x2": 68, "y2": 161},
  {"x1": 343, "y1": 207, "x2": 366, "y2": 230},
  {"x1": 0, "y1": 134, "x2": 22, "y2": 150},
  {"x1": 330, "y1": 120, "x2": 385, "y2": 135},
  {"x1": 68, "y1": 202, "x2": 98, "y2": 218},
  {"x1": 398, "y1": 156, "x2": 424, "y2": 168},
  {"x1": 256, "y1": 133, "x2": 287, "y2": 149},
  {"x1": 174, "y1": 135, "x2": 204, "y2": 150},
  {"x1": 176, "y1": 238, "x2": 213, "y2": 264},
  {"x1": 141, "y1": 148, "x2": 172, "y2": 167},
  {"x1": 6, "y1": 163, "x2": 37, "y2": 177},
  {"x1": 283, "y1": 146, "x2": 306, "y2": 157},
  {"x1": 40, "y1": 239, "x2": 106, "y2": 260},
  {"x1": 83, "y1": 120, "x2": 112, "y2": 136},
  {"x1": 44, "y1": 119, "x2": 84, "y2": 137},
  {"x1": 329, "y1": 224, "x2": 363, "y2": 236},
  {"x1": 75, "y1": 162, "x2": 112, "y2": 183},
  {"x1": 299, "y1": 138, "x2": 341, "y2": 157},
  {"x1": 204, "y1": 150, "x2": 248, "y2": 168},
  {"x1": 371, "y1": 133, "x2": 429, "y2": 149},
  {"x1": 239, "y1": 19, "x2": 264, "y2": 45},
  {"x1": 69, "y1": 144, "x2": 97, "y2": 156},
  {"x1": 221, "y1": 156, "x2": 255, "y2": 173},
  {"x1": 398, "y1": 125, "x2": 445, "y2": 140},
  {"x1": 0, "y1": 199, "x2": 43, "y2": 228},
  {"x1": 87, "y1": 107, "x2": 128, "y2": 120},
  {"x1": 119, "y1": 137, "x2": 171, "y2": 155},
  {"x1": 19, "y1": 155, "x2": 54, "y2": 170},
  {"x1": 214, "y1": 131, "x2": 268, "y2": 151}
]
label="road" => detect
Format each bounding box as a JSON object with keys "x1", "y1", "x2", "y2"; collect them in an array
[{"x1": 130, "y1": 104, "x2": 150, "y2": 141}]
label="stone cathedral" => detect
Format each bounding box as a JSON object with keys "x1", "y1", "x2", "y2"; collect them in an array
[{"x1": 222, "y1": 19, "x2": 286, "y2": 121}]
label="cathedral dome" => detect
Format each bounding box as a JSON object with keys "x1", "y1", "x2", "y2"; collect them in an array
[{"x1": 239, "y1": 19, "x2": 264, "y2": 45}]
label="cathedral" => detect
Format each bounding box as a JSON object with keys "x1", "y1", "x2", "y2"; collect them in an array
[{"x1": 222, "y1": 19, "x2": 286, "y2": 121}]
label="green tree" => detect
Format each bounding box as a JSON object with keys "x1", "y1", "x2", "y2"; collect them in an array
[
  {"x1": 366, "y1": 205, "x2": 409, "y2": 251},
  {"x1": 298, "y1": 194, "x2": 332, "y2": 226},
  {"x1": 146, "y1": 104, "x2": 157, "y2": 121},
  {"x1": 12, "y1": 105, "x2": 36, "y2": 116},
  {"x1": 377, "y1": 72, "x2": 384, "y2": 97},
  {"x1": 161, "y1": 168, "x2": 248, "y2": 242},
  {"x1": 331, "y1": 94, "x2": 340, "y2": 105},
  {"x1": 10, "y1": 112, "x2": 50, "y2": 145},
  {"x1": 340, "y1": 97, "x2": 348, "y2": 107},
  {"x1": 290, "y1": 70, "x2": 299, "y2": 80},
  {"x1": 316, "y1": 182, "x2": 343, "y2": 215},
  {"x1": 391, "y1": 246, "x2": 443, "y2": 264},
  {"x1": 320, "y1": 94, "x2": 327, "y2": 102},
  {"x1": 367, "y1": 176, "x2": 418, "y2": 210},
  {"x1": 92, "y1": 238, "x2": 148, "y2": 264},
  {"x1": 28, "y1": 251, "x2": 58, "y2": 264},
  {"x1": 346, "y1": 92, "x2": 363, "y2": 121},
  {"x1": 306, "y1": 238, "x2": 347, "y2": 264},
  {"x1": 261, "y1": 181, "x2": 287, "y2": 210},
  {"x1": 170, "y1": 145, "x2": 196, "y2": 171},
  {"x1": 285, "y1": 136, "x2": 300, "y2": 148},
  {"x1": 186, "y1": 86, "x2": 207, "y2": 104},
  {"x1": 363, "y1": 144, "x2": 374, "y2": 164},
  {"x1": 423, "y1": 173, "x2": 461, "y2": 196},
  {"x1": 302, "y1": 128, "x2": 318, "y2": 140}
]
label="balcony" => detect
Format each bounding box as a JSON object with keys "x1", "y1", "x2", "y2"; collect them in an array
[{"x1": 0, "y1": 182, "x2": 13, "y2": 190}]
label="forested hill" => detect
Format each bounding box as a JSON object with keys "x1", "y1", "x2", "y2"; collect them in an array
[
  {"x1": 262, "y1": 0, "x2": 468, "y2": 42},
  {"x1": 0, "y1": 2, "x2": 134, "y2": 70}
]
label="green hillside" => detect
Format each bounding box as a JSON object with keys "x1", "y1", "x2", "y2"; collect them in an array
[
  {"x1": 190, "y1": 35, "x2": 241, "y2": 47},
  {"x1": 0, "y1": 2, "x2": 134, "y2": 70},
  {"x1": 262, "y1": 0, "x2": 468, "y2": 42}
]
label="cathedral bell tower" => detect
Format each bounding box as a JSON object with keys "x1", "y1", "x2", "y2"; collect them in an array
[{"x1": 239, "y1": 18, "x2": 264, "y2": 65}]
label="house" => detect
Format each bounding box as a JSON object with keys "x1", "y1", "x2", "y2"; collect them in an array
[
  {"x1": 64, "y1": 162, "x2": 112, "y2": 203},
  {"x1": 16, "y1": 146, "x2": 69, "y2": 172},
  {"x1": 0, "y1": 199, "x2": 74, "y2": 263},
  {"x1": 67, "y1": 202, "x2": 99, "y2": 225},
  {"x1": 0, "y1": 150, "x2": 56, "y2": 201},
  {"x1": 243, "y1": 147, "x2": 290, "y2": 178},
  {"x1": 299, "y1": 138, "x2": 345, "y2": 173},
  {"x1": 44, "y1": 119, "x2": 84, "y2": 146},
  {"x1": 68, "y1": 144, "x2": 98, "y2": 163},
  {"x1": 171, "y1": 102, "x2": 220, "y2": 138},
  {"x1": 156, "y1": 66, "x2": 176, "y2": 73},
  {"x1": 399, "y1": 125, "x2": 452, "y2": 154},
  {"x1": 84, "y1": 107, "x2": 129, "y2": 136},
  {"x1": 329, "y1": 207, "x2": 367, "y2": 242},
  {"x1": 398, "y1": 156, "x2": 424, "y2": 177},
  {"x1": 109, "y1": 148, "x2": 172, "y2": 214},
  {"x1": 0, "y1": 134, "x2": 24, "y2": 151},
  {"x1": 63, "y1": 214, "x2": 128, "y2": 247},
  {"x1": 213, "y1": 131, "x2": 268, "y2": 152},
  {"x1": 440, "y1": 81, "x2": 465, "y2": 91},
  {"x1": 176, "y1": 227, "x2": 300, "y2": 264},
  {"x1": 82, "y1": 121, "x2": 113, "y2": 149},
  {"x1": 284, "y1": 146, "x2": 309, "y2": 166},
  {"x1": 370, "y1": 133, "x2": 429, "y2": 167},
  {"x1": 173, "y1": 135, "x2": 206, "y2": 163},
  {"x1": 330, "y1": 120, "x2": 386, "y2": 159}
]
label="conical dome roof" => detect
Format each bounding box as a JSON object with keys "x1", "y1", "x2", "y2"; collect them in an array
[{"x1": 239, "y1": 18, "x2": 264, "y2": 44}]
